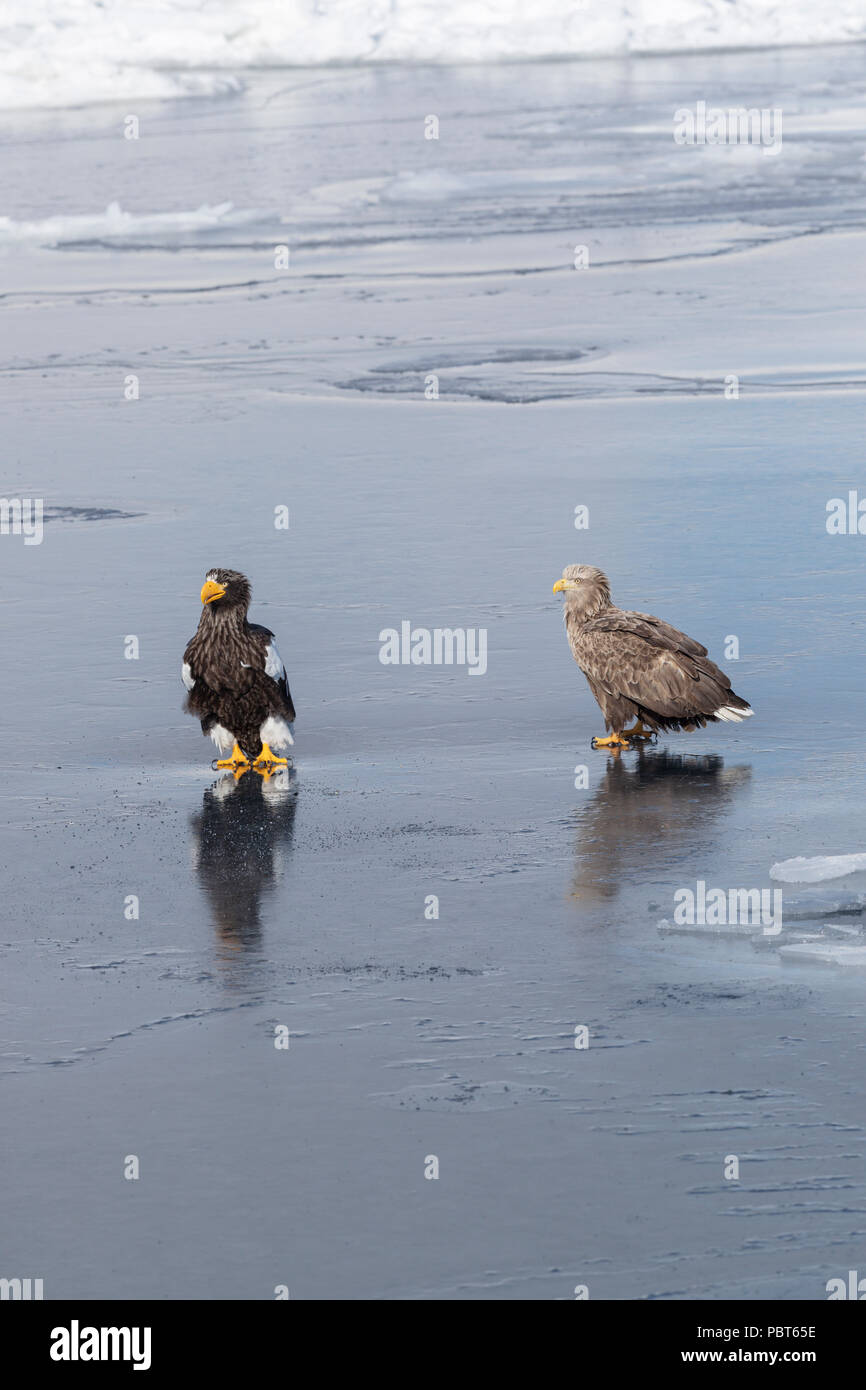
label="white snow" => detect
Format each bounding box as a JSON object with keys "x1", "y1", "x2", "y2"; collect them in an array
[
  {"x1": 0, "y1": 202, "x2": 260, "y2": 248},
  {"x1": 770, "y1": 853, "x2": 866, "y2": 883},
  {"x1": 2, "y1": 0, "x2": 866, "y2": 112}
]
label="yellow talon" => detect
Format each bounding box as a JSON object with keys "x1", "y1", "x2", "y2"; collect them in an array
[
  {"x1": 256, "y1": 764, "x2": 287, "y2": 783},
  {"x1": 591, "y1": 732, "x2": 631, "y2": 750},
  {"x1": 621, "y1": 721, "x2": 655, "y2": 740},
  {"x1": 215, "y1": 742, "x2": 250, "y2": 770},
  {"x1": 253, "y1": 742, "x2": 289, "y2": 770}
]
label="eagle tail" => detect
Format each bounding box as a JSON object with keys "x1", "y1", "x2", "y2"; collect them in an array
[{"x1": 713, "y1": 698, "x2": 753, "y2": 722}]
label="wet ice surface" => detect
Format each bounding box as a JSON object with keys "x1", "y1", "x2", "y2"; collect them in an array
[{"x1": 2, "y1": 48, "x2": 866, "y2": 1300}]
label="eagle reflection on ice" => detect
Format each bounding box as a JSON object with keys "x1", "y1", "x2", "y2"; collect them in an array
[
  {"x1": 190, "y1": 768, "x2": 298, "y2": 964},
  {"x1": 570, "y1": 747, "x2": 751, "y2": 901}
]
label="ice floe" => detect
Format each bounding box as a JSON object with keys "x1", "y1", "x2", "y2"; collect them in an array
[{"x1": 770, "y1": 853, "x2": 866, "y2": 883}]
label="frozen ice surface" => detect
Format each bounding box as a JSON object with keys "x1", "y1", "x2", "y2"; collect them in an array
[
  {"x1": 658, "y1": 919, "x2": 760, "y2": 938},
  {"x1": 2, "y1": 46, "x2": 866, "y2": 1301}
]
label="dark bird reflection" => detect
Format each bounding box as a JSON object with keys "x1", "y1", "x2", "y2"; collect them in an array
[
  {"x1": 570, "y1": 747, "x2": 751, "y2": 902},
  {"x1": 190, "y1": 768, "x2": 299, "y2": 971}
]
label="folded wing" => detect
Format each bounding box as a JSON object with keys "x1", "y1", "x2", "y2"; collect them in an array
[
  {"x1": 572, "y1": 610, "x2": 749, "y2": 722},
  {"x1": 248, "y1": 623, "x2": 296, "y2": 721}
]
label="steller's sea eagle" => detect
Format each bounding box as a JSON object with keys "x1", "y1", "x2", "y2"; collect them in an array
[
  {"x1": 183, "y1": 568, "x2": 296, "y2": 774},
  {"x1": 553, "y1": 564, "x2": 752, "y2": 749}
]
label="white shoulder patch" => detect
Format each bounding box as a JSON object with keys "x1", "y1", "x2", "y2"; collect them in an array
[
  {"x1": 181, "y1": 661, "x2": 195, "y2": 691},
  {"x1": 264, "y1": 641, "x2": 285, "y2": 681}
]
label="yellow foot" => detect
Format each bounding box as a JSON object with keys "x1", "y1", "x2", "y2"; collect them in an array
[
  {"x1": 621, "y1": 721, "x2": 655, "y2": 741},
  {"x1": 253, "y1": 742, "x2": 289, "y2": 771},
  {"x1": 255, "y1": 764, "x2": 288, "y2": 783},
  {"x1": 591, "y1": 732, "x2": 631, "y2": 750},
  {"x1": 215, "y1": 742, "x2": 250, "y2": 771}
]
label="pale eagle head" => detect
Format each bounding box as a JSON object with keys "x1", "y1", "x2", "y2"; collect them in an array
[{"x1": 552, "y1": 564, "x2": 611, "y2": 619}]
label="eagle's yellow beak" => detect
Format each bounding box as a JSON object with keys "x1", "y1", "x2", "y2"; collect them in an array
[
  {"x1": 201, "y1": 579, "x2": 226, "y2": 604},
  {"x1": 552, "y1": 578, "x2": 567, "y2": 593}
]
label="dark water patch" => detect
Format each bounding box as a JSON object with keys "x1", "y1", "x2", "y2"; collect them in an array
[
  {"x1": 338, "y1": 367, "x2": 866, "y2": 404},
  {"x1": 42, "y1": 505, "x2": 145, "y2": 523}
]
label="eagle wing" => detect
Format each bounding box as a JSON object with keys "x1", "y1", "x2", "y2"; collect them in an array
[
  {"x1": 572, "y1": 610, "x2": 734, "y2": 719},
  {"x1": 248, "y1": 623, "x2": 296, "y2": 721},
  {"x1": 181, "y1": 636, "x2": 223, "y2": 734}
]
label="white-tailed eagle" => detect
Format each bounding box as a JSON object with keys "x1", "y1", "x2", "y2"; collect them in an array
[{"x1": 553, "y1": 564, "x2": 752, "y2": 749}]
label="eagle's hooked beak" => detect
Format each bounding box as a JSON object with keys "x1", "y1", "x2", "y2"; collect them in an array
[
  {"x1": 201, "y1": 579, "x2": 226, "y2": 604},
  {"x1": 552, "y1": 578, "x2": 567, "y2": 593}
]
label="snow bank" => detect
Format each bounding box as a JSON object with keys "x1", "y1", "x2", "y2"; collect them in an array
[
  {"x1": 2, "y1": 0, "x2": 866, "y2": 111},
  {"x1": 0, "y1": 201, "x2": 260, "y2": 247}
]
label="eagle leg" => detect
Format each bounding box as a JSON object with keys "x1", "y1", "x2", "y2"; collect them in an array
[
  {"x1": 214, "y1": 742, "x2": 251, "y2": 771},
  {"x1": 253, "y1": 742, "x2": 289, "y2": 771},
  {"x1": 621, "y1": 721, "x2": 656, "y2": 741},
  {"x1": 591, "y1": 732, "x2": 631, "y2": 750}
]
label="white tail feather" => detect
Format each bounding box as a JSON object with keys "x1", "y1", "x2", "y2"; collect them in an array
[{"x1": 714, "y1": 705, "x2": 753, "y2": 722}]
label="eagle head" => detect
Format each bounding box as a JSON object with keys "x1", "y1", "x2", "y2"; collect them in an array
[
  {"x1": 200, "y1": 568, "x2": 252, "y2": 611},
  {"x1": 552, "y1": 564, "x2": 611, "y2": 618}
]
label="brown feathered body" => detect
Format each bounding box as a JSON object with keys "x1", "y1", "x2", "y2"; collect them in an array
[
  {"x1": 183, "y1": 569, "x2": 296, "y2": 761},
  {"x1": 558, "y1": 565, "x2": 752, "y2": 733}
]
